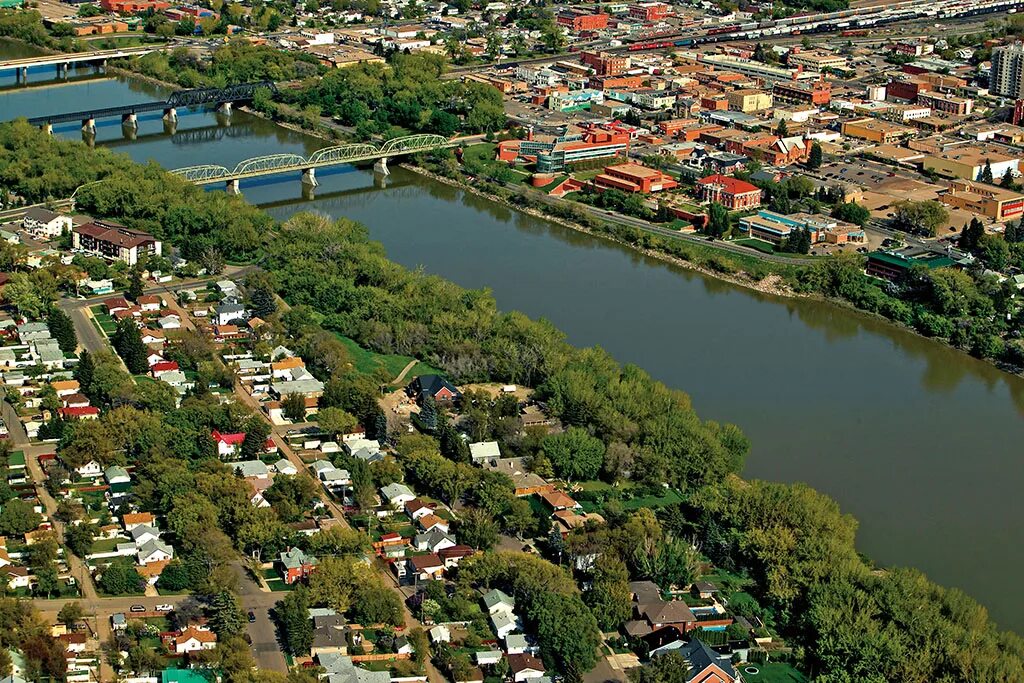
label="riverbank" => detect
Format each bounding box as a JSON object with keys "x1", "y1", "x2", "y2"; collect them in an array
[{"x1": 402, "y1": 162, "x2": 800, "y2": 299}]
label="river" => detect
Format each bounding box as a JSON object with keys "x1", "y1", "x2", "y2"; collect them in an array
[{"x1": 4, "y1": 47, "x2": 1024, "y2": 631}]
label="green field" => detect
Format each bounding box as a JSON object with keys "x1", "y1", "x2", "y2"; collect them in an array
[
  {"x1": 740, "y1": 663, "x2": 808, "y2": 683},
  {"x1": 734, "y1": 238, "x2": 776, "y2": 255},
  {"x1": 88, "y1": 537, "x2": 126, "y2": 555},
  {"x1": 89, "y1": 306, "x2": 118, "y2": 335},
  {"x1": 333, "y1": 334, "x2": 440, "y2": 383}
]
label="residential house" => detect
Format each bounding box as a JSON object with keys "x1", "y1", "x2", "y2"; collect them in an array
[
  {"x1": 413, "y1": 529, "x2": 457, "y2": 554},
  {"x1": 408, "y1": 374, "x2": 461, "y2": 405},
  {"x1": 507, "y1": 654, "x2": 546, "y2": 682},
  {"x1": 540, "y1": 490, "x2": 579, "y2": 511},
  {"x1": 246, "y1": 477, "x2": 273, "y2": 508},
  {"x1": 404, "y1": 498, "x2": 435, "y2": 520},
  {"x1": 213, "y1": 303, "x2": 249, "y2": 326},
  {"x1": 130, "y1": 525, "x2": 161, "y2": 546},
  {"x1": 407, "y1": 553, "x2": 445, "y2": 582},
  {"x1": 483, "y1": 588, "x2": 516, "y2": 616},
  {"x1": 137, "y1": 539, "x2": 173, "y2": 566},
  {"x1": 469, "y1": 441, "x2": 500, "y2": 464},
  {"x1": 72, "y1": 221, "x2": 161, "y2": 266},
  {"x1": 651, "y1": 639, "x2": 739, "y2": 683},
  {"x1": 279, "y1": 548, "x2": 318, "y2": 584},
  {"x1": 417, "y1": 513, "x2": 449, "y2": 534},
  {"x1": 491, "y1": 609, "x2": 521, "y2": 639},
  {"x1": 311, "y1": 615, "x2": 350, "y2": 657},
  {"x1": 232, "y1": 460, "x2": 270, "y2": 479},
  {"x1": 174, "y1": 627, "x2": 217, "y2": 654},
  {"x1": 137, "y1": 295, "x2": 162, "y2": 312},
  {"x1": 22, "y1": 208, "x2": 72, "y2": 238},
  {"x1": 380, "y1": 483, "x2": 416, "y2": 508},
  {"x1": 275, "y1": 459, "x2": 298, "y2": 476},
  {"x1": 74, "y1": 460, "x2": 103, "y2": 479},
  {"x1": 438, "y1": 545, "x2": 475, "y2": 569},
  {"x1": 122, "y1": 513, "x2": 155, "y2": 531},
  {"x1": 104, "y1": 465, "x2": 130, "y2": 489}
]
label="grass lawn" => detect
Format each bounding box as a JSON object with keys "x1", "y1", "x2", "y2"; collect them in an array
[
  {"x1": 260, "y1": 568, "x2": 280, "y2": 581},
  {"x1": 88, "y1": 537, "x2": 126, "y2": 554},
  {"x1": 740, "y1": 663, "x2": 808, "y2": 683},
  {"x1": 734, "y1": 238, "x2": 776, "y2": 255},
  {"x1": 333, "y1": 333, "x2": 440, "y2": 382},
  {"x1": 620, "y1": 488, "x2": 685, "y2": 510},
  {"x1": 265, "y1": 577, "x2": 297, "y2": 592}
]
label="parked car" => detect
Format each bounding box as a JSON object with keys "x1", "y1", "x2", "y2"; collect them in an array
[
  {"x1": 248, "y1": 610, "x2": 256, "y2": 623},
  {"x1": 130, "y1": 605, "x2": 145, "y2": 613},
  {"x1": 156, "y1": 604, "x2": 173, "y2": 612}
]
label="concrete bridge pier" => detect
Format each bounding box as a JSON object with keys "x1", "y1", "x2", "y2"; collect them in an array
[
  {"x1": 81, "y1": 117, "x2": 96, "y2": 135},
  {"x1": 374, "y1": 156, "x2": 390, "y2": 177},
  {"x1": 121, "y1": 112, "x2": 138, "y2": 129},
  {"x1": 218, "y1": 101, "x2": 233, "y2": 115},
  {"x1": 39, "y1": 123, "x2": 52, "y2": 136},
  {"x1": 16, "y1": 67, "x2": 26, "y2": 84},
  {"x1": 301, "y1": 168, "x2": 319, "y2": 188},
  {"x1": 301, "y1": 183, "x2": 317, "y2": 201},
  {"x1": 57, "y1": 62, "x2": 68, "y2": 79},
  {"x1": 225, "y1": 179, "x2": 241, "y2": 195},
  {"x1": 162, "y1": 118, "x2": 178, "y2": 135},
  {"x1": 163, "y1": 107, "x2": 177, "y2": 123}
]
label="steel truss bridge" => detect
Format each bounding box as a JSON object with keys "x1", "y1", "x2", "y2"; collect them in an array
[
  {"x1": 24, "y1": 82, "x2": 277, "y2": 126},
  {"x1": 170, "y1": 134, "x2": 454, "y2": 185}
]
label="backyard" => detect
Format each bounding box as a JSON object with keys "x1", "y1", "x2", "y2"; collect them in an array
[{"x1": 333, "y1": 334, "x2": 439, "y2": 383}]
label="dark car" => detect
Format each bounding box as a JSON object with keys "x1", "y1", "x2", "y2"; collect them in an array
[{"x1": 248, "y1": 610, "x2": 256, "y2": 623}]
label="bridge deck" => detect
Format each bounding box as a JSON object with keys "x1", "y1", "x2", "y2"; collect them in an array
[
  {"x1": 28, "y1": 101, "x2": 168, "y2": 126},
  {"x1": 0, "y1": 47, "x2": 158, "y2": 72}
]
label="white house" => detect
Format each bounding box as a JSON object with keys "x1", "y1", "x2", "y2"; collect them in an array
[
  {"x1": 158, "y1": 315, "x2": 181, "y2": 330},
  {"x1": 174, "y1": 627, "x2": 217, "y2": 654},
  {"x1": 275, "y1": 459, "x2": 298, "y2": 475},
  {"x1": 22, "y1": 207, "x2": 72, "y2": 237},
  {"x1": 137, "y1": 539, "x2": 173, "y2": 566},
  {"x1": 75, "y1": 460, "x2": 103, "y2": 479},
  {"x1": 469, "y1": 441, "x2": 500, "y2": 464},
  {"x1": 491, "y1": 609, "x2": 521, "y2": 639},
  {"x1": 104, "y1": 466, "x2": 130, "y2": 487},
  {"x1": 130, "y1": 525, "x2": 161, "y2": 546},
  {"x1": 380, "y1": 483, "x2": 415, "y2": 507}
]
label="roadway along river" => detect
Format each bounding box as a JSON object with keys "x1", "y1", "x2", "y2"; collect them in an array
[{"x1": 5, "y1": 50, "x2": 1024, "y2": 631}]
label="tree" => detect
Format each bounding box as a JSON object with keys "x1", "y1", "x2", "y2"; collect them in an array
[
  {"x1": 240, "y1": 417, "x2": 271, "y2": 459},
  {"x1": 831, "y1": 201, "x2": 870, "y2": 226},
  {"x1": 156, "y1": 560, "x2": 193, "y2": 592},
  {"x1": 282, "y1": 392, "x2": 307, "y2": 423},
  {"x1": 99, "y1": 560, "x2": 144, "y2": 595},
  {"x1": 585, "y1": 554, "x2": 632, "y2": 631},
  {"x1": 458, "y1": 508, "x2": 499, "y2": 550},
  {"x1": 209, "y1": 590, "x2": 246, "y2": 638},
  {"x1": 775, "y1": 119, "x2": 788, "y2": 138},
  {"x1": 350, "y1": 582, "x2": 404, "y2": 626},
  {"x1": 628, "y1": 652, "x2": 690, "y2": 683},
  {"x1": 112, "y1": 319, "x2": 148, "y2": 374},
  {"x1": 316, "y1": 406, "x2": 357, "y2": 438},
  {"x1": 276, "y1": 589, "x2": 313, "y2": 656},
  {"x1": 1003, "y1": 167, "x2": 1017, "y2": 189},
  {"x1": 532, "y1": 591, "x2": 602, "y2": 673},
  {"x1": 891, "y1": 200, "x2": 948, "y2": 237},
  {"x1": 75, "y1": 350, "x2": 95, "y2": 395},
  {"x1": 0, "y1": 498, "x2": 41, "y2": 536},
  {"x1": 46, "y1": 307, "x2": 77, "y2": 353},
  {"x1": 542, "y1": 427, "x2": 605, "y2": 481},
  {"x1": 980, "y1": 159, "x2": 994, "y2": 184},
  {"x1": 705, "y1": 202, "x2": 730, "y2": 238},
  {"x1": 3, "y1": 273, "x2": 47, "y2": 319},
  {"x1": 126, "y1": 268, "x2": 144, "y2": 302},
  {"x1": 503, "y1": 498, "x2": 536, "y2": 540},
  {"x1": 960, "y1": 217, "x2": 985, "y2": 253},
  {"x1": 307, "y1": 558, "x2": 354, "y2": 612},
  {"x1": 58, "y1": 602, "x2": 84, "y2": 625},
  {"x1": 65, "y1": 522, "x2": 96, "y2": 558},
  {"x1": 247, "y1": 275, "x2": 277, "y2": 318},
  {"x1": 418, "y1": 396, "x2": 438, "y2": 432},
  {"x1": 808, "y1": 141, "x2": 823, "y2": 169},
  {"x1": 199, "y1": 248, "x2": 225, "y2": 276}
]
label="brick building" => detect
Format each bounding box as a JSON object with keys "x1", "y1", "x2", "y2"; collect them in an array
[{"x1": 696, "y1": 175, "x2": 762, "y2": 210}]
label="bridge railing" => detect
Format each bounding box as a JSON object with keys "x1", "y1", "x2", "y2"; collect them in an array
[{"x1": 170, "y1": 134, "x2": 455, "y2": 183}]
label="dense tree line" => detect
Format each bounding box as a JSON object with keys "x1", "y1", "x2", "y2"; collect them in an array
[{"x1": 128, "y1": 42, "x2": 322, "y2": 89}]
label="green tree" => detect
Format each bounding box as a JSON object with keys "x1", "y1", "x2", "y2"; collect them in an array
[
  {"x1": 891, "y1": 200, "x2": 948, "y2": 237},
  {"x1": 980, "y1": 158, "x2": 994, "y2": 184},
  {"x1": 1003, "y1": 167, "x2": 1017, "y2": 189},
  {"x1": 831, "y1": 201, "x2": 870, "y2": 226},
  {"x1": 316, "y1": 406, "x2": 358, "y2": 438},
  {"x1": 585, "y1": 554, "x2": 631, "y2": 631},
  {"x1": 112, "y1": 319, "x2": 149, "y2": 374},
  {"x1": 808, "y1": 141, "x2": 823, "y2": 169},
  {"x1": 276, "y1": 588, "x2": 313, "y2": 656},
  {"x1": 775, "y1": 119, "x2": 788, "y2": 137},
  {"x1": 46, "y1": 307, "x2": 77, "y2": 353},
  {"x1": 282, "y1": 392, "x2": 307, "y2": 423},
  {"x1": 0, "y1": 498, "x2": 41, "y2": 536},
  {"x1": 99, "y1": 560, "x2": 144, "y2": 595},
  {"x1": 240, "y1": 417, "x2": 271, "y2": 459},
  {"x1": 247, "y1": 275, "x2": 277, "y2": 318},
  {"x1": 58, "y1": 602, "x2": 83, "y2": 625},
  {"x1": 126, "y1": 268, "x2": 144, "y2": 302},
  {"x1": 3, "y1": 273, "x2": 47, "y2": 319},
  {"x1": 705, "y1": 202, "x2": 730, "y2": 238},
  {"x1": 542, "y1": 427, "x2": 605, "y2": 481},
  {"x1": 418, "y1": 396, "x2": 438, "y2": 432},
  {"x1": 208, "y1": 590, "x2": 246, "y2": 638},
  {"x1": 532, "y1": 591, "x2": 602, "y2": 673},
  {"x1": 457, "y1": 508, "x2": 499, "y2": 550},
  {"x1": 628, "y1": 652, "x2": 690, "y2": 683}
]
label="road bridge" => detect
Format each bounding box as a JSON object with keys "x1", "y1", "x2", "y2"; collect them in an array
[
  {"x1": 22, "y1": 81, "x2": 276, "y2": 134},
  {"x1": 170, "y1": 134, "x2": 455, "y2": 193},
  {"x1": 0, "y1": 46, "x2": 161, "y2": 82}
]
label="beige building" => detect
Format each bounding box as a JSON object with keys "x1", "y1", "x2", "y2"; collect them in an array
[
  {"x1": 788, "y1": 50, "x2": 848, "y2": 71},
  {"x1": 923, "y1": 146, "x2": 1021, "y2": 181},
  {"x1": 841, "y1": 117, "x2": 914, "y2": 144},
  {"x1": 726, "y1": 88, "x2": 773, "y2": 113}
]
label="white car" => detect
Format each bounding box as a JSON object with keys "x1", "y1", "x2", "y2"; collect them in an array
[{"x1": 156, "y1": 604, "x2": 173, "y2": 612}]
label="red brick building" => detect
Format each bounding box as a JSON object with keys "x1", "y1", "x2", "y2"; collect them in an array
[
  {"x1": 772, "y1": 79, "x2": 831, "y2": 106},
  {"x1": 557, "y1": 10, "x2": 609, "y2": 31},
  {"x1": 628, "y1": 2, "x2": 670, "y2": 22},
  {"x1": 696, "y1": 175, "x2": 762, "y2": 210},
  {"x1": 581, "y1": 51, "x2": 630, "y2": 76},
  {"x1": 594, "y1": 163, "x2": 679, "y2": 194}
]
